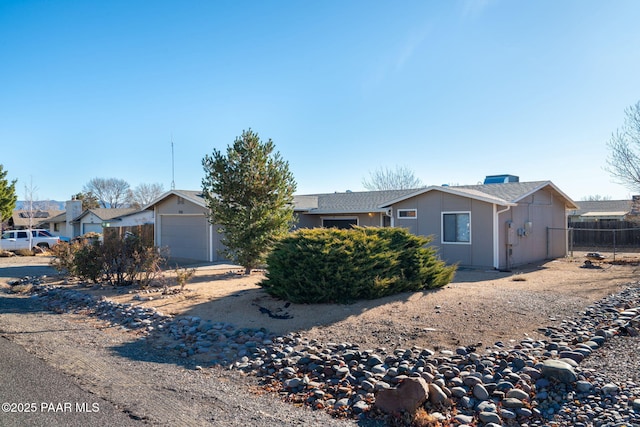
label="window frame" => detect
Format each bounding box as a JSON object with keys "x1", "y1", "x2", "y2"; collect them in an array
[
  {"x1": 397, "y1": 209, "x2": 418, "y2": 219},
  {"x1": 321, "y1": 216, "x2": 359, "y2": 229},
  {"x1": 441, "y1": 211, "x2": 471, "y2": 244}
]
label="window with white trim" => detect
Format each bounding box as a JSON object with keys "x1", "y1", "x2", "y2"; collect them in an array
[
  {"x1": 397, "y1": 209, "x2": 417, "y2": 219},
  {"x1": 442, "y1": 212, "x2": 470, "y2": 243}
]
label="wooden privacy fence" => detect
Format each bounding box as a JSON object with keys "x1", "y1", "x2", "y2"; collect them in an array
[{"x1": 103, "y1": 224, "x2": 154, "y2": 247}]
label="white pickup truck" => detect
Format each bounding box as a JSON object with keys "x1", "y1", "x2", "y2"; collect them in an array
[{"x1": 0, "y1": 229, "x2": 61, "y2": 251}]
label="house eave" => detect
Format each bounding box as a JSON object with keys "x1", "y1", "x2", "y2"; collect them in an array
[
  {"x1": 377, "y1": 186, "x2": 515, "y2": 208},
  {"x1": 299, "y1": 208, "x2": 388, "y2": 215},
  {"x1": 143, "y1": 190, "x2": 207, "y2": 210}
]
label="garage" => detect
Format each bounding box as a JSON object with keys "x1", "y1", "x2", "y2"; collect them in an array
[
  {"x1": 82, "y1": 223, "x2": 103, "y2": 235},
  {"x1": 160, "y1": 215, "x2": 208, "y2": 261}
]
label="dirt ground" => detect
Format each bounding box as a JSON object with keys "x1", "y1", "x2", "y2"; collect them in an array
[{"x1": 5, "y1": 251, "x2": 638, "y2": 353}]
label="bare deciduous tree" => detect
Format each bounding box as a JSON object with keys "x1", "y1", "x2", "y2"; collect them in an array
[
  {"x1": 362, "y1": 165, "x2": 423, "y2": 191},
  {"x1": 606, "y1": 101, "x2": 640, "y2": 192},
  {"x1": 83, "y1": 178, "x2": 130, "y2": 208},
  {"x1": 127, "y1": 183, "x2": 165, "y2": 209},
  {"x1": 23, "y1": 178, "x2": 41, "y2": 229}
]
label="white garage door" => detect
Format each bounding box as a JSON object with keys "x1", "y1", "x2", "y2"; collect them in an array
[
  {"x1": 82, "y1": 223, "x2": 103, "y2": 235},
  {"x1": 160, "y1": 215, "x2": 208, "y2": 261}
]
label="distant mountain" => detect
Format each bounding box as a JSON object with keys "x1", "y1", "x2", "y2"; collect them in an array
[{"x1": 15, "y1": 200, "x2": 65, "y2": 210}]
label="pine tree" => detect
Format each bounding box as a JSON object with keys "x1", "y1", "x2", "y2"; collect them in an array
[
  {"x1": 202, "y1": 129, "x2": 297, "y2": 274},
  {"x1": 0, "y1": 164, "x2": 17, "y2": 224}
]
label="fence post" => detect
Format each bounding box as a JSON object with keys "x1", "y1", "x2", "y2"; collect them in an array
[
  {"x1": 569, "y1": 227, "x2": 573, "y2": 258},
  {"x1": 613, "y1": 229, "x2": 616, "y2": 262}
]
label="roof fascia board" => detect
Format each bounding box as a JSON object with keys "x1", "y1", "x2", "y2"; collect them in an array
[
  {"x1": 70, "y1": 209, "x2": 92, "y2": 223},
  {"x1": 378, "y1": 186, "x2": 514, "y2": 208},
  {"x1": 301, "y1": 208, "x2": 389, "y2": 215},
  {"x1": 143, "y1": 190, "x2": 207, "y2": 210}
]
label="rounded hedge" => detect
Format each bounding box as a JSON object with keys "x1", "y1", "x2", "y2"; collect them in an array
[{"x1": 260, "y1": 226, "x2": 456, "y2": 303}]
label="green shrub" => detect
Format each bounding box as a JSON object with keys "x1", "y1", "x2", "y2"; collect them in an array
[{"x1": 260, "y1": 226, "x2": 456, "y2": 303}]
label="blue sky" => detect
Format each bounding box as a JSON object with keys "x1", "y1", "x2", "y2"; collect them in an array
[{"x1": 2, "y1": 0, "x2": 640, "y2": 203}]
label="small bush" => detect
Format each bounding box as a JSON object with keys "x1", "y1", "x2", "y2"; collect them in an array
[
  {"x1": 50, "y1": 234, "x2": 166, "y2": 287},
  {"x1": 261, "y1": 227, "x2": 456, "y2": 303},
  {"x1": 74, "y1": 239, "x2": 104, "y2": 283},
  {"x1": 50, "y1": 242, "x2": 80, "y2": 275},
  {"x1": 175, "y1": 266, "x2": 197, "y2": 291}
]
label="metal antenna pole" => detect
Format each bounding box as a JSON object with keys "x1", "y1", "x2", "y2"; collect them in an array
[{"x1": 171, "y1": 134, "x2": 175, "y2": 190}]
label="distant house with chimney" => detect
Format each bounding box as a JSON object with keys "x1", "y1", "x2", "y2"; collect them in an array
[{"x1": 568, "y1": 196, "x2": 640, "y2": 224}]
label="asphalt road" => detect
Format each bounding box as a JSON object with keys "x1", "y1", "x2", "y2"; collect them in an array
[
  {"x1": 0, "y1": 334, "x2": 141, "y2": 427},
  {"x1": 0, "y1": 259, "x2": 142, "y2": 426}
]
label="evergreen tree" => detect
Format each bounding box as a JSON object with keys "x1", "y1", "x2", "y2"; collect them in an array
[
  {"x1": 202, "y1": 129, "x2": 297, "y2": 274},
  {"x1": 0, "y1": 164, "x2": 17, "y2": 224},
  {"x1": 72, "y1": 191, "x2": 100, "y2": 210}
]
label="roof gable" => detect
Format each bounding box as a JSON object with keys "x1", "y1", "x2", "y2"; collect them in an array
[
  {"x1": 378, "y1": 185, "x2": 516, "y2": 208},
  {"x1": 457, "y1": 181, "x2": 576, "y2": 206},
  {"x1": 144, "y1": 189, "x2": 206, "y2": 210},
  {"x1": 73, "y1": 208, "x2": 138, "y2": 222}
]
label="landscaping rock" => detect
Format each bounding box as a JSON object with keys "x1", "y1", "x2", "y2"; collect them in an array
[
  {"x1": 541, "y1": 359, "x2": 578, "y2": 383},
  {"x1": 374, "y1": 377, "x2": 429, "y2": 414}
]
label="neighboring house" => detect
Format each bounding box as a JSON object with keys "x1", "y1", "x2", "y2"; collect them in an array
[
  {"x1": 71, "y1": 208, "x2": 139, "y2": 236},
  {"x1": 144, "y1": 190, "x2": 227, "y2": 262},
  {"x1": 294, "y1": 179, "x2": 578, "y2": 270},
  {"x1": 40, "y1": 199, "x2": 83, "y2": 240},
  {"x1": 8, "y1": 209, "x2": 63, "y2": 230},
  {"x1": 101, "y1": 209, "x2": 154, "y2": 228},
  {"x1": 39, "y1": 200, "x2": 154, "y2": 240},
  {"x1": 149, "y1": 178, "x2": 578, "y2": 270},
  {"x1": 44, "y1": 211, "x2": 68, "y2": 238},
  {"x1": 568, "y1": 199, "x2": 633, "y2": 223}
]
